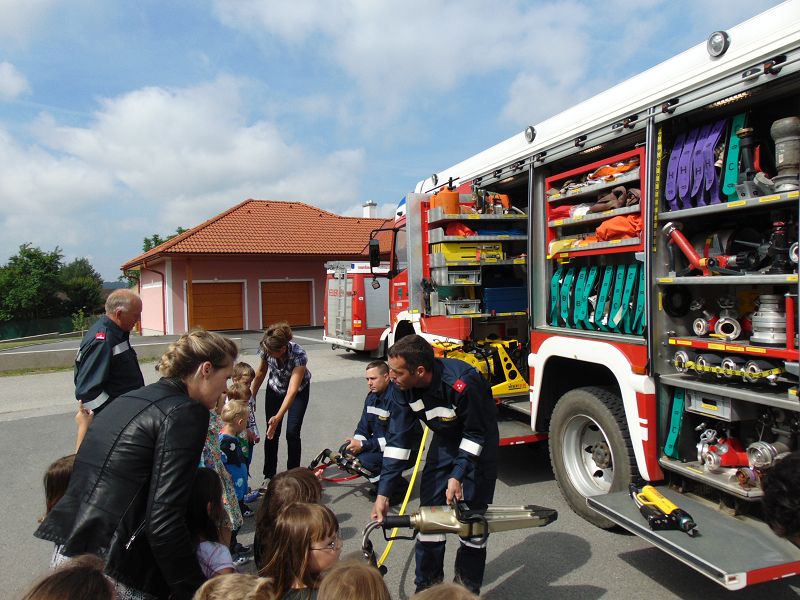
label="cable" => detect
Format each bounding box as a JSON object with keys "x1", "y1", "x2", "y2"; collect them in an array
[{"x1": 377, "y1": 425, "x2": 429, "y2": 567}]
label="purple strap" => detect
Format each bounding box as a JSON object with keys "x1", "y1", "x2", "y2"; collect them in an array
[
  {"x1": 665, "y1": 132, "x2": 685, "y2": 211},
  {"x1": 703, "y1": 119, "x2": 728, "y2": 205},
  {"x1": 677, "y1": 128, "x2": 699, "y2": 209},
  {"x1": 691, "y1": 124, "x2": 712, "y2": 204}
]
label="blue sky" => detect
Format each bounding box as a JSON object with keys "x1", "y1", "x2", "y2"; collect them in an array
[{"x1": 0, "y1": 0, "x2": 785, "y2": 279}]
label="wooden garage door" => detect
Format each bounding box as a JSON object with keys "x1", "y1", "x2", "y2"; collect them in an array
[
  {"x1": 261, "y1": 281, "x2": 311, "y2": 327},
  {"x1": 189, "y1": 282, "x2": 244, "y2": 331}
]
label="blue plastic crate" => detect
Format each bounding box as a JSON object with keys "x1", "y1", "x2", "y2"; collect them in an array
[{"x1": 482, "y1": 287, "x2": 527, "y2": 313}]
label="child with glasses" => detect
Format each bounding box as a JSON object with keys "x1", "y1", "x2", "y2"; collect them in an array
[{"x1": 258, "y1": 503, "x2": 341, "y2": 599}]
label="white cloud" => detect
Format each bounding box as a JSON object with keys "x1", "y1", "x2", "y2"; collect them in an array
[
  {"x1": 0, "y1": 76, "x2": 366, "y2": 277},
  {"x1": 0, "y1": 61, "x2": 31, "y2": 100},
  {"x1": 213, "y1": 0, "x2": 589, "y2": 118}
]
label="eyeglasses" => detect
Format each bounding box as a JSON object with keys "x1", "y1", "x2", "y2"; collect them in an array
[{"x1": 311, "y1": 532, "x2": 342, "y2": 552}]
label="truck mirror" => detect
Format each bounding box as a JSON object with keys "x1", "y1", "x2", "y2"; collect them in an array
[
  {"x1": 369, "y1": 239, "x2": 381, "y2": 268},
  {"x1": 371, "y1": 278, "x2": 381, "y2": 290}
]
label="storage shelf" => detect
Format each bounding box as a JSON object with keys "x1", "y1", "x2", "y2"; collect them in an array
[
  {"x1": 427, "y1": 207, "x2": 528, "y2": 225},
  {"x1": 429, "y1": 254, "x2": 527, "y2": 268},
  {"x1": 441, "y1": 311, "x2": 527, "y2": 319},
  {"x1": 659, "y1": 373, "x2": 798, "y2": 411},
  {"x1": 547, "y1": 169, "x2": 641, "y2": 203},
  {"x1": 667, "y1": 337, "x2": 798, "y2": 361},
  {"x1": 548, "y1": 236, "x2": 640, "y2": 259},
  {"x1": 548, "y1": 204, "x2": 639, "y2": 228},
  {"x1": 658, "y1": 456, "x2": 763, "y2": 500},
  {"x1": 658, "y1": 190, "x2": 799, "y2": 220},
  {"x1": 428, "y1": 228, "x2": 527, "y2": 244},
  {"x1": 656, "y1": 273, "x2": 798, "y2": 285}
]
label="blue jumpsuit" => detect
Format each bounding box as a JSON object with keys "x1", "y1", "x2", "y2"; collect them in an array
[
  {"x1": 378, "y1": 358, "x2": 498, "y2": 594},
  {"x1": 353, "y1": 382, "x2": 422, "y2": 478}
]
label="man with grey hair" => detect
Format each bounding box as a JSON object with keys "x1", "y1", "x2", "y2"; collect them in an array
[{"x1": 74, "y1": 289, "x2": 145, "y2": 415}]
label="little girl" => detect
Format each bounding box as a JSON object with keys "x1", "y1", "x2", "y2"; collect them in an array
[
  {"x1": 200, "y1": 390, "x2": 245, "y2": 558},
  {"x1": 259, "y1": 503, "x2": 341, "y2": 600},
  {"x1": 187, "y1": 468, "x2": 237, "y2": 579},
  {"x1": 40, "y1": 454, "x2": 76, "y2": 568}
]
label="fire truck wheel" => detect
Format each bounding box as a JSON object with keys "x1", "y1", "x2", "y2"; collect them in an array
[{"x1": 549, "y1": 386, "x2": 638, "y2": 529}]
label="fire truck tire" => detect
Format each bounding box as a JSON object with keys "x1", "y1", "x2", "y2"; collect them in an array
[{"x1": 549, "y1": 386, "x2": 638, "y2": 529}]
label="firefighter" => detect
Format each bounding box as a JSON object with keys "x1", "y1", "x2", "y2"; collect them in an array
[
  {"x1": 370, "y1": 334, "x2": 499, "y2": 595},
  {"x1": 343, "y1": 361, "x2": 421, "y2": 481},
  {"x1": 74, "y1": 289, "x2": 145, "y2": 416}
]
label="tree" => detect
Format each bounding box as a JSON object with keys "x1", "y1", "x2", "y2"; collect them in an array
[
  {"x1": 142, "y1": 226, "x2": 187, "y2": 252},
  {"x1": 0, "y1": 244, "x2": 64, "y2": 321},
  {"x1": 60, "y1": 257, "x2": 103, "y2": 314}
]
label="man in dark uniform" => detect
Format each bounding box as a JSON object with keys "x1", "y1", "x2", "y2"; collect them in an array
[
  {"x1": 371, "y1": 335, "x2": 499, "y2": 594},
  {"x1": 74, "y1": 288, "x2": 145, "y2": 416},
  {"x1": 344, "y1": 360, "x2": 421, "y2": 481}
]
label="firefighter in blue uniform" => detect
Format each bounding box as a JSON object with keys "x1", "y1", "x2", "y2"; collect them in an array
[
  {"x1": 371, "y1": 335, "x2": 499, "y2": 595},
  {"x1": 344, "y1": 360, "x2": 422, "y2": 479},
  {"x1": 74, "y1": 289, "x2": 145, "y2": 415}
]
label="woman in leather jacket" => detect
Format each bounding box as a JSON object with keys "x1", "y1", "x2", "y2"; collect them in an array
[{"x1": 35, "y1": 329, "x2": 238, "y2": 600}]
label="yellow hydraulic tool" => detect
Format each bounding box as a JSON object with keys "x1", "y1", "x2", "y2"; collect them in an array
[{"x1": 432, "y1": 338, "x2": 528, "y2": 398}]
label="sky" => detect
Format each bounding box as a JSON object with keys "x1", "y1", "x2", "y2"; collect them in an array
[{"x1": 0, "y1": 0, "x2": 786, "y2": 280}]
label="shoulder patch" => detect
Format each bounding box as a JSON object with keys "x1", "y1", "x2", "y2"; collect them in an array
[
  {"x1": 95, "y1": 332, "x2": 106, "y2": 340},
  {"x1": 452, "y1": 379, "x2": 467, "y2": 393}
]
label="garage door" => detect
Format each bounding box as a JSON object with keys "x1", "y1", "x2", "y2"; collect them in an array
[
  {"x1": 189, "y1": 282, "x2": 244, "y2": 331},
  {"x1": 261, "y1": 281, "x2": 312, "y2": 327}
]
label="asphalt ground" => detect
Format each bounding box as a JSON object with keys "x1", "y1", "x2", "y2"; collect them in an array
[{"x1": 2, "y1": 329, "x2": 799, "y2": 598}]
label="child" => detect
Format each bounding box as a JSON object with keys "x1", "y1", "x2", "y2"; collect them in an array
[
  {"x1": 40, "y1": 454, "x2": 76, "y2": 568},
  {"x1": 317, "y1": 559, "x2": 391, "y2": 600},
  {"x1": 219, "y1": 398, "x2": 252, "y2": 518},
  {"x1": 187, "y1": 468, "x2": 237, "y2": 579},
  {"x1": 21, "y1": 554, "x2": 114, "y2": 600},
  {"x1": 253, "y1": 467, "x2": 323, "y2": 570},
  {"x1": 200, "y1": 390, "x2": 245, "y2": 561},
  {"x1": 232, "y1": 361, "x2": 260, "y2": 446},
  {"x1": 259, "y1": 503, "x2": 341, "y2": 599},
  {"x1": 193, "y1": 573, "x2": 277, "y2": 600},
  {"x1": 226, "y1": 379, "x2": 258, "y2": 502}
]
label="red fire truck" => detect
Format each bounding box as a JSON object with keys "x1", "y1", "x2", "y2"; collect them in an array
[
  {"x1": 323, "y1": 261, "x2": 390, "y2": 355},
  {"x1": 368, "y1": 2, "x2": 800, "y2": 589}
]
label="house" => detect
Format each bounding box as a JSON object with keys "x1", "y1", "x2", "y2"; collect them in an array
[{"x1": 121, "y1": 199, "x2": 391, "y2": 335}]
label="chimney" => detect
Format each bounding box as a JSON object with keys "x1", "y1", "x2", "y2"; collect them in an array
[{"x1": 362, "y1": 200, "x2": 377, "y2": 218}]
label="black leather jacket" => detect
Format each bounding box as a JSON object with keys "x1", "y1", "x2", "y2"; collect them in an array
[{"x1": 35, "y1": 378, "x2": 209, "y2": 600}]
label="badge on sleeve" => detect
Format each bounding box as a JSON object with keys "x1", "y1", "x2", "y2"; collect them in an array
[
  {"x1": 95, "y1": 332, "x2": 106, "y2": 340},
  {"x1": 452, "y1": 379, "x2": 467, "y2": 393}
]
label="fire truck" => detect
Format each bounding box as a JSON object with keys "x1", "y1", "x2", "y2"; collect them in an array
[
  {"x1": 368, "y1": 1, "x2": 800, "y2": 589},
  {"x1": 323, "y1": 261, "x2": 390, "y2": 355}
]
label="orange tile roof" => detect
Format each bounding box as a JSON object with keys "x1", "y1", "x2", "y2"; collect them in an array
[{"x1": 122, "y1": 199, "x2": 393, "y2": 270}]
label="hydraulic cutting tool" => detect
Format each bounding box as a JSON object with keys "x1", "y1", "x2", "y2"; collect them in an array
[{"x1": 630, "y1": 484, "x2": 698, "y2": 537}]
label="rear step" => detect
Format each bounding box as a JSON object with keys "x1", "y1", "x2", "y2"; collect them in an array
[
  {"x1": 498, "y1": 395, "x2": 531, "y2": 417},
  {"x1": 588, "y1": 487, "x2": 800, "y2": 590}
]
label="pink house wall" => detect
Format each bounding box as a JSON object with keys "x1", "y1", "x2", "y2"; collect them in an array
[{"x1": 138, "y1": 255, "x2": 337, "y2": 335}]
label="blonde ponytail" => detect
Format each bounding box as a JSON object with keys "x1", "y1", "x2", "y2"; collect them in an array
[{"x1": 156, "y1": 329, "x2": 238, "y2": 379}]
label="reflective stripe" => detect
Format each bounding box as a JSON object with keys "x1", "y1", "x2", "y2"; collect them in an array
[
  {"x1": 112, "y1": 341, "x2": 131, "y2": 356},
  {"x1": 82, "y1": 391, "x2": 110, "y2": 411},
  {"x1": 459, "y1": 438, "x2": 483, "y2": 456},
  {"x1": 366, "y1": 406, "x2": 391, "y2": 418},
  {"x1": 426, "y1": 406, "x2": 456, "y2": 420},
  {"x1": 417, "y1": 533, "x2": 446, "y2": 543},
  {"x1": 378, "y1": 437, "x2": 386, "y2": 451},
  {"x1": 383, "y1": 446, "x2": 411, "y2": 460},
  {"x1": 354, "y1": 434, "x2": 367, "y2": 441},
  {"x1": 409, "y1": 399, "x2": 425, "y2": 412},
  {"x1": 459, "y1": 537, "x2": 488, "y2": 549}
]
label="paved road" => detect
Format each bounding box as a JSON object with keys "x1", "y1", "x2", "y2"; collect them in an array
[{"x1": 3, "y1": 329, "x2": 798, "y2": 598}]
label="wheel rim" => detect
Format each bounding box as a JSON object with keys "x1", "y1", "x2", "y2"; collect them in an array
[{"x1": 561, "y1": 413, "x2": 614, "y2": 496}]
